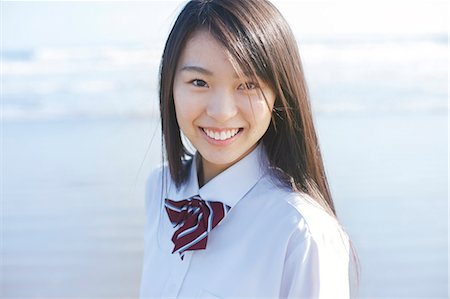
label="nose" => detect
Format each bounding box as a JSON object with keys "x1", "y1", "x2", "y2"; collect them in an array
[{"x1": 205, "y1": 89, "x2": 238, "y2": 123}]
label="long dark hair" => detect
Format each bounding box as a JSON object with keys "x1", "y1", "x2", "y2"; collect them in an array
[
  {"x1": 161, "y1": 0, "x2": 334, "y2": 214},
  {"x1": 159, "y1": 0, "x2": 359, "y2": 286}
]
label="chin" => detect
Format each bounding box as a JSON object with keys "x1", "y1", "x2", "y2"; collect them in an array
[
  {"x1": 202, "y1": 152, "x2": 238, "y2": 165},
  {"x1": 198, "y1": 148, "x2": 243, "y2": 168}
]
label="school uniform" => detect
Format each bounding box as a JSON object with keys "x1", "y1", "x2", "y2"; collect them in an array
[{"x1": 139, "y1": 143, "x2": 350, "y2": 298}]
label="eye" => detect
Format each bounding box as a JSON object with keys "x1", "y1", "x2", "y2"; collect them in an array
[
  {"x1": 238, "y1": 82, "x2": 258, "y2": 90},
  {"x1": 190, "y1": 79, "x2": 209, "y2": 88}
]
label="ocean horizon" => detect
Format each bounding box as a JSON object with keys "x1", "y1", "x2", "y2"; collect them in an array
[{"x1": 3, "y1": 34, "x2": 447, "y2": 122}]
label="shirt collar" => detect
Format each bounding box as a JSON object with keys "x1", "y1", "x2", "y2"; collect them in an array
[{"x1": 181, "y1": 143, "x2": 268, "y2": 208}]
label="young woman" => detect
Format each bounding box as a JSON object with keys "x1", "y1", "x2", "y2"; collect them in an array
[{"x1": 140, "y1": 0, "x2": 355, "y2": 298}]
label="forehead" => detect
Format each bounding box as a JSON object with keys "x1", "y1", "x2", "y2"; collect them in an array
[
  {"x1": 178, "y1": 30, "x2": 230, "y2": 65},
  {"x1": 177, "y1": 30, "x2": 256, "y2": 80}
]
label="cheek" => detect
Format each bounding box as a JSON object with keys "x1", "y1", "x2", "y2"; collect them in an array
[
  {"x1": 242, "y1": 96, "x2": 274, "y2": 125},
  {"x1": 173, "y1": 88, "x2": 188, "y2": 127},
  {"x1": 173, "y1": 88, "x2": 202, "y2": 131}
]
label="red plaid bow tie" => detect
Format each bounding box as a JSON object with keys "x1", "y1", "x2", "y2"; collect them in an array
[{"x1": 164, "y1": 195, "x2": 231, "y2": 260}]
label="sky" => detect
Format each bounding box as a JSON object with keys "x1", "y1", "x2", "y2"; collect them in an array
[{"x1": 2, "y1": 0, "x2": 449, "y2": 50}]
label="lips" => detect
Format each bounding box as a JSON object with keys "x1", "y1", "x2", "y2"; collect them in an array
[
  {"x1": 202, "y1": 128, "x2": 239, "y2": 140},
  {"x1": 200, "y1": 127, "x2": 243, "y2": 142}
]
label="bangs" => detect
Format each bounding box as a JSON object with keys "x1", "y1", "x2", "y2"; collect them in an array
[{"x1": 193, "y1": 1, "x2": 275, "y2": 90}]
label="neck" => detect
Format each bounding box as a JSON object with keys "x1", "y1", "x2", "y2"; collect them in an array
[
  {"x1": 197, "y1": 144, "x2": 258, "y2": 188},
  {"x1": 196, "y1": 144, "x2": 258, "y2": 187},
  {"x1": 197, "y1": 156, "x2": 228, "y2": 188}
]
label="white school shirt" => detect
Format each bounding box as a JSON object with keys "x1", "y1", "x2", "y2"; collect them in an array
[{"x1": 139, "y1": 144, "x2": 350, "y2": 299}]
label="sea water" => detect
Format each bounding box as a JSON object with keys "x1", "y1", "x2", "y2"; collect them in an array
[{"x1": 2, "y1": 36, "x2": 448, "y2": 298}]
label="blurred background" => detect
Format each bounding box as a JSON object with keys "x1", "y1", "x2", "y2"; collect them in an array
[{"x1": 1, "y1": 0, "x2": 448, "y2": 298}]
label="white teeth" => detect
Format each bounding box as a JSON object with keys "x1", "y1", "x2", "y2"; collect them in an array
[{"x1": 203, "y1": 128, "x2": 240, "y2": 141}]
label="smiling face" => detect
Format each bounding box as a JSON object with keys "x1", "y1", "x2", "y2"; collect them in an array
[{"x1": 173, "y1": 30, "x2": 276, "y2": 184}]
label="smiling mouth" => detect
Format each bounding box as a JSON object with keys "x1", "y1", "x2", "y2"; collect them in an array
[{"x1": 200, "y1": 127, "x2": 243, "y2": 141}]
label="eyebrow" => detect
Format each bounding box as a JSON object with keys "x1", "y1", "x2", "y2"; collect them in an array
[
  {"x1": 180, "y1": 65, "x2": 213, "y2": 76},
  {"x1": 180, "y1": 65, "x2": 254, "y2": 79}
]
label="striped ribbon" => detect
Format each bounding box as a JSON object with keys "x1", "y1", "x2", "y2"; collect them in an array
[{"x1": 164, "y1": 195, "x2": 231, "y2": 260}]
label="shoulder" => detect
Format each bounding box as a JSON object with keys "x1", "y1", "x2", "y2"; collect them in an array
[
  {"x1": 145, "y1": 158, "x2": 193, "y2": 192},
  {"x1": 271, "y1": 189, "x2": 351, "y2": 297},
  {"x1": 143, "y1": 163, "x2": 170, "y2": 215},
  {"x1": 256, "y1": 175, "x2": 350, "y2": 255},
  {"x1": 287, "y1": 192, "x2": 349, "y2": 255},
  {"x1": 145, "y1": 163, "x2": 166, "y2": 192}
]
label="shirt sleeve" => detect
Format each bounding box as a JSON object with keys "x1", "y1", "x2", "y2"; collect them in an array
[
  {"x1": 141, "y1": 165, "x2": 166, "y2": 260},
  {"x1": 279, "y1": 217, "x2": 350, "y2": 299},
  {"x1": 139, "y1": 165, "x2": 165, "y2": 296}
]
